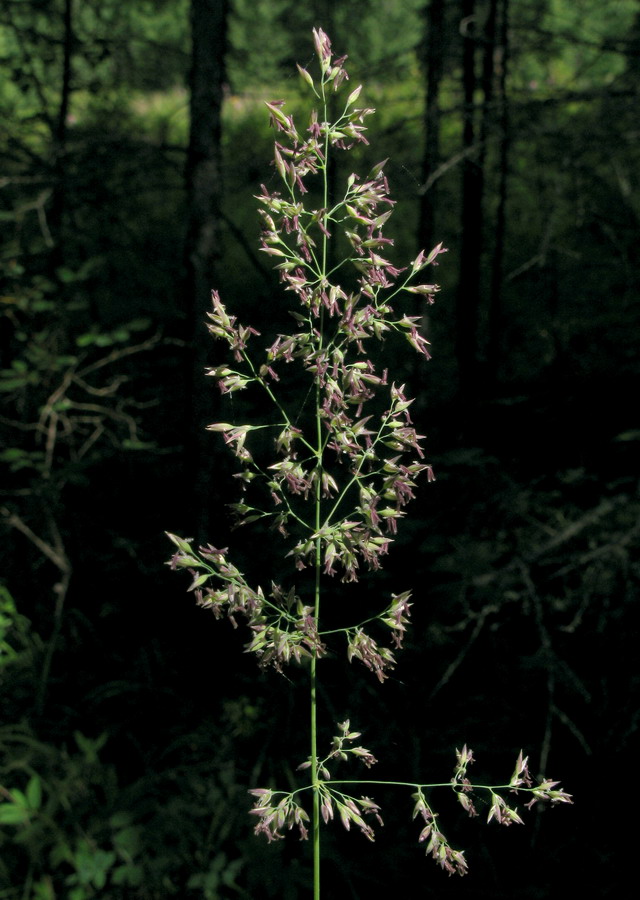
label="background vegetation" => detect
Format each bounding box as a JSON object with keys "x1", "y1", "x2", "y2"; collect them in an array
[{"x1": 1, "y1": 0, "x2": 638, "y2": 896}]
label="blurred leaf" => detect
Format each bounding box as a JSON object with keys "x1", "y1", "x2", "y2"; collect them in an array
[
  {"x1": 615, "y1": 430, "x2": 640, "y2": 442},
  {"x1": 26, "y1": 775, "x2": 42, "y2": 811},
  {"x1": 73, "y1": 732, "x2": 108, "y2": 764},
  {"x1": 0, "y1": 802, "x2": 29, "y2": 824}
]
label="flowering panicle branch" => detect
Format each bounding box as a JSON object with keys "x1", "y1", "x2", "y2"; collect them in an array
[
  {"x1": 408, "y1": 745, "x2": 572, "y2": 876},
  {"x1": 249, "y1": 789, "x2": 310, "y2": 842},
  {"x1": 254, "y1": 721, "x2": 383, "y2": 844},
  {"x1": 325, "y1": 720, "x2": 378, "y2": 769},
  {"x1": 167, "y1": 533, "x2": 327, "y2": 672},
  {"x1": 249, "y1": 739, "x2": 571, "y2": 869},
  {"x1": 413, "y1": 789, "x2": 469, "y2": 876}
]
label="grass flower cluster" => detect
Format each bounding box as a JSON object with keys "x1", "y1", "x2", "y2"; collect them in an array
[{"x1": 167, "y1": 29, "x2": 571, "y2": 897}]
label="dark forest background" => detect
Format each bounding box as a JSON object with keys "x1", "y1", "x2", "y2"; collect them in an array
[{"x1": 1, "y1": 0, "x2": 638, "y2": 897}]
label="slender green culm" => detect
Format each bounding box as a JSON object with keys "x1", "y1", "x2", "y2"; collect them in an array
[{"x1": 166, "y1": 28, "x2": 572, "y2": 894}]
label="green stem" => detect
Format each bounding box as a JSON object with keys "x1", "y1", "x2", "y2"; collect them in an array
[
  {"x1": 311, "y1": 396, "x2": 322, "y2": 900},
  {"x1": 310, "y1": 70, "x2": 334, "y2": 900},
  {"x1": 322, "y1": 779, "x2": 523, "y2": 791},
  {"x1": 280, "y1": 777, "x2": 541, "y2": 802},
  {"x1": 311, "y1": 601, "x2": 320, "y2": 900}
]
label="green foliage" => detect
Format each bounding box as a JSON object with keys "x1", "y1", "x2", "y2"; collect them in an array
[
  {"x1": 0, "y1": 725, "x2": 136, "y2": 898},
  {"x1": 0, "y1": 586, "x2": 37, "y2": 676},
  {"x1": 0, "y1": 261, "x2": 157, "y2": 490},
  {"x1": 0, "y1": 0, "x2": 189, "y2": 133},
  {"x1": 0, "y1": 596, "x2": 249, "y2": 898},
  {"x1": 227, "y1": 0, "x2": 424, "y2": 91}
]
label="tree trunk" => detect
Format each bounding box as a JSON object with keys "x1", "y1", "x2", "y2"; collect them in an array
[
  {"x1": 184, "y1": 0, "x2": 229, "y2": 539},
  {"x1": 455, "y1": 0, "x2": 482, "y2": 406},
  {"x1": 486, "y1": 0, "x2": 510, "y2": 386},
  {"x1": 418, "y1": 0, "x2": 445, "y2": 254},
  {"x1": 48, "y1": 0, "x2": 74, "y2": 274}
]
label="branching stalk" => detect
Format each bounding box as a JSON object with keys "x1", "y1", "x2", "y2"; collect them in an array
[{"x1": 166, "y1": 29, "x2": 572, "y2": 896}]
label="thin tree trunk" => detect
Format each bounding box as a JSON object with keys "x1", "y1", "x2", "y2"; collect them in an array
[
  {"x1": 455, "y1": 0, "x2": 482, "y2": 405},
  {"x1": 419, "y1": 0, "x2": 445, "y2": 253},
  {"x1": 184, "y1": 0, "x2": 229, "y2": 539},
  {"x1": 487, "y1": 0, "x2": 510, "y2": 386},
  {"x1": 456, "y1": 0, "x2": 506, "y2": 406},
  {"x1": 48, "y1": 0, "x2": 74, "y2": 273}
]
